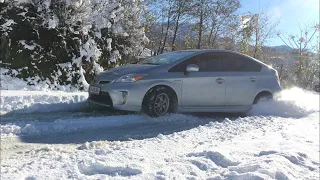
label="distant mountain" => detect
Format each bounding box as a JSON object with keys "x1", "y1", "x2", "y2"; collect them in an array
[{"x1": 262, "y1": 45, "x2": 293, "y2": 55}]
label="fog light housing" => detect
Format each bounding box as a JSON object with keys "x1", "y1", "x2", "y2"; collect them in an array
[{"x1": 121, "y1": 91, "x2": 128, "y2": 104}]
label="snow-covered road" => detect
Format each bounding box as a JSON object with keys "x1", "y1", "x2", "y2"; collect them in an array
[{"x1": 0, "y1": 88, "x2": 319, "y2": 179}]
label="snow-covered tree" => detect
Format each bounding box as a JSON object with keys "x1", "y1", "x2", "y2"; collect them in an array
[{"x1": 0, "y1": 0, "x2": 148, "y2": 90}]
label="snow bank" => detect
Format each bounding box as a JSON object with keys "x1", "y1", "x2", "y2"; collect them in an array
[
  {"x1": 250, "y1": 87, "x2": 319, "y2": 117},
  {"x1": 1, "y1": 71, "x2": 41, "y2": 91},
  {"x1": 0, "y1": 90, "x2": 88, "y2": 115},
  {"x1": 0, "y1": 69, "x2": 80, "y2": 92}
]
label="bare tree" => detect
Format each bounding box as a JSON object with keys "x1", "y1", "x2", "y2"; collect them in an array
[
  {"x1": 142, "y1": 0, "x2": 172, "y2": 55},
  {"x1": 206, "y1": 0, "x2": 240, "y2": 49},
  {"x1": 277, "y1": 24, "x2": 319, "y2": 88},
  {"x1": 251, "y1": 12, "x2": 279, "y2": 59},
  {"x1": 159, "y1": 0, "x2": 174, "y2": 54},
  {"x1": 191, "y1": 0, "x2": 241, "y2": 49},
  {"x1": 171, "y1": 0, "x2": 192, "y2": 50},
  {"x1": 191, "y1": 0, "x2": 211, "y2": 49},
  {"x1": 237, "y1": 11, "x2": 279, "y2": 58},
  {"x1": 143, "y1": 0, "x2": 241, "y2": 51}
]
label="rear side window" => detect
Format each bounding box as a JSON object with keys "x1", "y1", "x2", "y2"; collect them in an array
[
  {"x1": 169, "y1": 52, "x2": 224, "y2": 72},
  {"x1": 221, "y1": 53, "x2": 262, "y2": 72}
]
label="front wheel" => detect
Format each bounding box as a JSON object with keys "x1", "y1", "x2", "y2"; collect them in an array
[{"x1": 142, "y1": 87, "x2": 175, "y2": 117}]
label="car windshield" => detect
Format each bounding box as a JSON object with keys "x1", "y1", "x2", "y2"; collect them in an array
[{"x1": 138, "y1": 51, "x2": 196, "y2": 65}]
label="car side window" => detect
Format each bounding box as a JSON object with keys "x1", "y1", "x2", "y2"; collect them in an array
[
  {"x1": 221, "y1": 53, "x2": 262, "y2": 72},
  {"x1": 168, "y1": 58, "x2": 193, "y2": 72},
  {"x1": 169, "y1": 53, "x2": 224, "y2": 72}
]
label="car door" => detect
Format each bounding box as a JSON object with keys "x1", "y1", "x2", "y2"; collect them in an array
[
  {"x1": 171, "y1": 53, "x2": 226, "y2": 108},
  {"x1": 221, "y1": 53, "x2": 262, "y2": 106}
]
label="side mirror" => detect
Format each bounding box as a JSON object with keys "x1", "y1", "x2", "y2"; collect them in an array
[{"x1": 186, "y1": 64, "x2": 199, "y2": 72}]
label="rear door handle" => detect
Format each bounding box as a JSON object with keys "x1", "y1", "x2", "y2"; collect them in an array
[
  {"x1": 250, "y1": 77, "x2": 257, "y2": 82},
  {"x1": 216, "y1": 78, "x2": 225, "y2": 84}
]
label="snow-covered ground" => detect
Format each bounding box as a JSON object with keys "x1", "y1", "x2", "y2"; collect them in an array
[
  {"x1": 0, "y1": 90, "x2": 88, "y2": 115},
  {"x1": 0, "y1": 69, "x2": 81, "y2": 92},
  {"x1": 0, "y1": 87, "x2": 319, "y2": 179}
]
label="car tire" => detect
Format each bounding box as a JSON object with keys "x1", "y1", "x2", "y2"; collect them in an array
[
  {"x1": 253, "y1": 92, "x2": 273, "y2": 104},
  {"x1": 142, "y1": 87, "x2": 176, "y2": 117}
]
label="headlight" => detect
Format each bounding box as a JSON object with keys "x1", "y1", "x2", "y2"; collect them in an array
[{"x1": 113, "y1": 74, "x2": 148, "y2": 83}]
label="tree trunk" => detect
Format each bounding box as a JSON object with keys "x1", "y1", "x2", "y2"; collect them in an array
[
  {"x1": 157, "y1": 10, "x2": 165, "y2": 54},
  {"x1": 171, "y1": 11, "x2": 181, "y2": 50},
  {"x1": 298, "y1": 30, "x2": 303, "y2": 86},
  {"x1": 253, "y1": 28, "x2": 259, "y2": 58},
  {"x1": 197, "y1": 9, "x2": 203, "y2": 49},
  {"x1": 211, "y1": 31, "x2": 218, "y2": 48},
  {"x1": 208, "y1": 26, "x2": 214, "y2": 48},
  {"x1": 157, "y1": 30, "x2": 164, "y2": 54},
  {"x1": 0, "y1": 35, "x2": 7, "y2": 61},
  {"x1": 160, "y1": 4, "x2": 172, "y2": 54}
]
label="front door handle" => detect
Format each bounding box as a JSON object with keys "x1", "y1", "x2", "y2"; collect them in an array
[
  {"x1": 250, "y1": 77, "x2": 257, "y2": 82},
  {"x1": 216, "y1": 78, "x2": 225, "y2": 84}
]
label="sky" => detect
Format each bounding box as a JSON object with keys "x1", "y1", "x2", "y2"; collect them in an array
[{"x1": 238, "y1": 0, "x2": 319, "y2": 46}]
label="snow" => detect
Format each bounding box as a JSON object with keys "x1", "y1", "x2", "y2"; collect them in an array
[
  {"x1": 0, "y1": 115, "x2": 148, "y2": 137},
  {"x1": 2, "y1": 0, "x2": 147, "y2": 91},
  {"x1": 18, "y1": 40, "x2": 38, "y2": 50},
  {"x1": 106, "y1": 38, "x2": 112, "y2": 51},
  {"x1": 109, "y1": 50, "x2": 121, "y2": 63},
  {"x1": 1, "y1": 19, "x2": 16, "y2": 31},
  {"x1": 0, "y1": 87, "x2": 319, "y2": 180},
  {"x1": 1, "y1": 71, "x2": 49, "y2": 91},
  {"x1": 0, "y1": 68, "x2": 79, "y2": 91},
  {"x1": 80, "y1": 38, "x2": 102, "y2": 62},
  {"x1": 0, "y1": 90, "x2": 88, "y2": 115},
  {"x1": 1, "y1": 112, "x2": 318, "y2": 179},
  {"x1": 48, "y1": 15, "x2": 59, "y2": 29},
  {"x1": 140, "y1": 48, "x2": 152, "y2": 57},
  {"x1": 79, "y1": 66, "x2": 90, "y2": 90},
  {"x1": 249, "y1": 87, "x2": 319, "y2": 117}
]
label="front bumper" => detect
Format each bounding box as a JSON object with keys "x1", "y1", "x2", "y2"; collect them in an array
[
  {"x1": 88, "y1": 92, "x2": 113, "y2": 107},
  {"x1": 88, "y1": 82, "x2": 148, "y2": 112}
]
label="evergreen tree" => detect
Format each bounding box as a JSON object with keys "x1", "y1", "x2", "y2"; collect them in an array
[{"x1": 0, "y1": 0, "x2": 147, "y2": 90}]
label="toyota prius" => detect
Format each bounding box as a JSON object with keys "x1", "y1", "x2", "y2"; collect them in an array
[{"x1": 88, "y1": 50, "x2": 281, "y2": 117}]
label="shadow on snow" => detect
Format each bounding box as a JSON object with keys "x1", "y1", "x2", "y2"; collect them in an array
[
  {"x1": 1, "y1": 100, "x2": 245, "y2": 144},
  {"x1": 17, "y1": 112, "x2": 243, "y2": 144}
]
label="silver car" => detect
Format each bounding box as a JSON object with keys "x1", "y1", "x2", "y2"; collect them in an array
[{"x1": 88, "y1": 50, "x2": 281, "y2": 117}]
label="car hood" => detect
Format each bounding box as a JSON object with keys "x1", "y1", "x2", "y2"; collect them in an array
[{"x1": 98, "y1": 64, "x2": 158, "y2": 80}]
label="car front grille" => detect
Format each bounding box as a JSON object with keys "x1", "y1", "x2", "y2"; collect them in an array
[{"x1": 88, "y1": 92, "x2": 113, "y2": 107}]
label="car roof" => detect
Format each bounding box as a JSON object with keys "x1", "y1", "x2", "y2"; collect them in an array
[
  {"x1": 174, "y1": 49, "x2": 250, "y2": 56},
  {"x1": 173, "y1": 49, "x2": 269, "y2": 67}
]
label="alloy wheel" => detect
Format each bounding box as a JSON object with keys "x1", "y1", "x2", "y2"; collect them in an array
[{"x1": 153, "y1": 93, "x2": 170, "y2": 116}]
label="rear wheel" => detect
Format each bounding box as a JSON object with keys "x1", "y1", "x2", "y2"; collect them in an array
[
  {"x1": 142, "y1": 87, "x2": 176, "y2": 117},
  {"x1": 253, "y1": 92, "x2": 273, "y2": 104}
]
